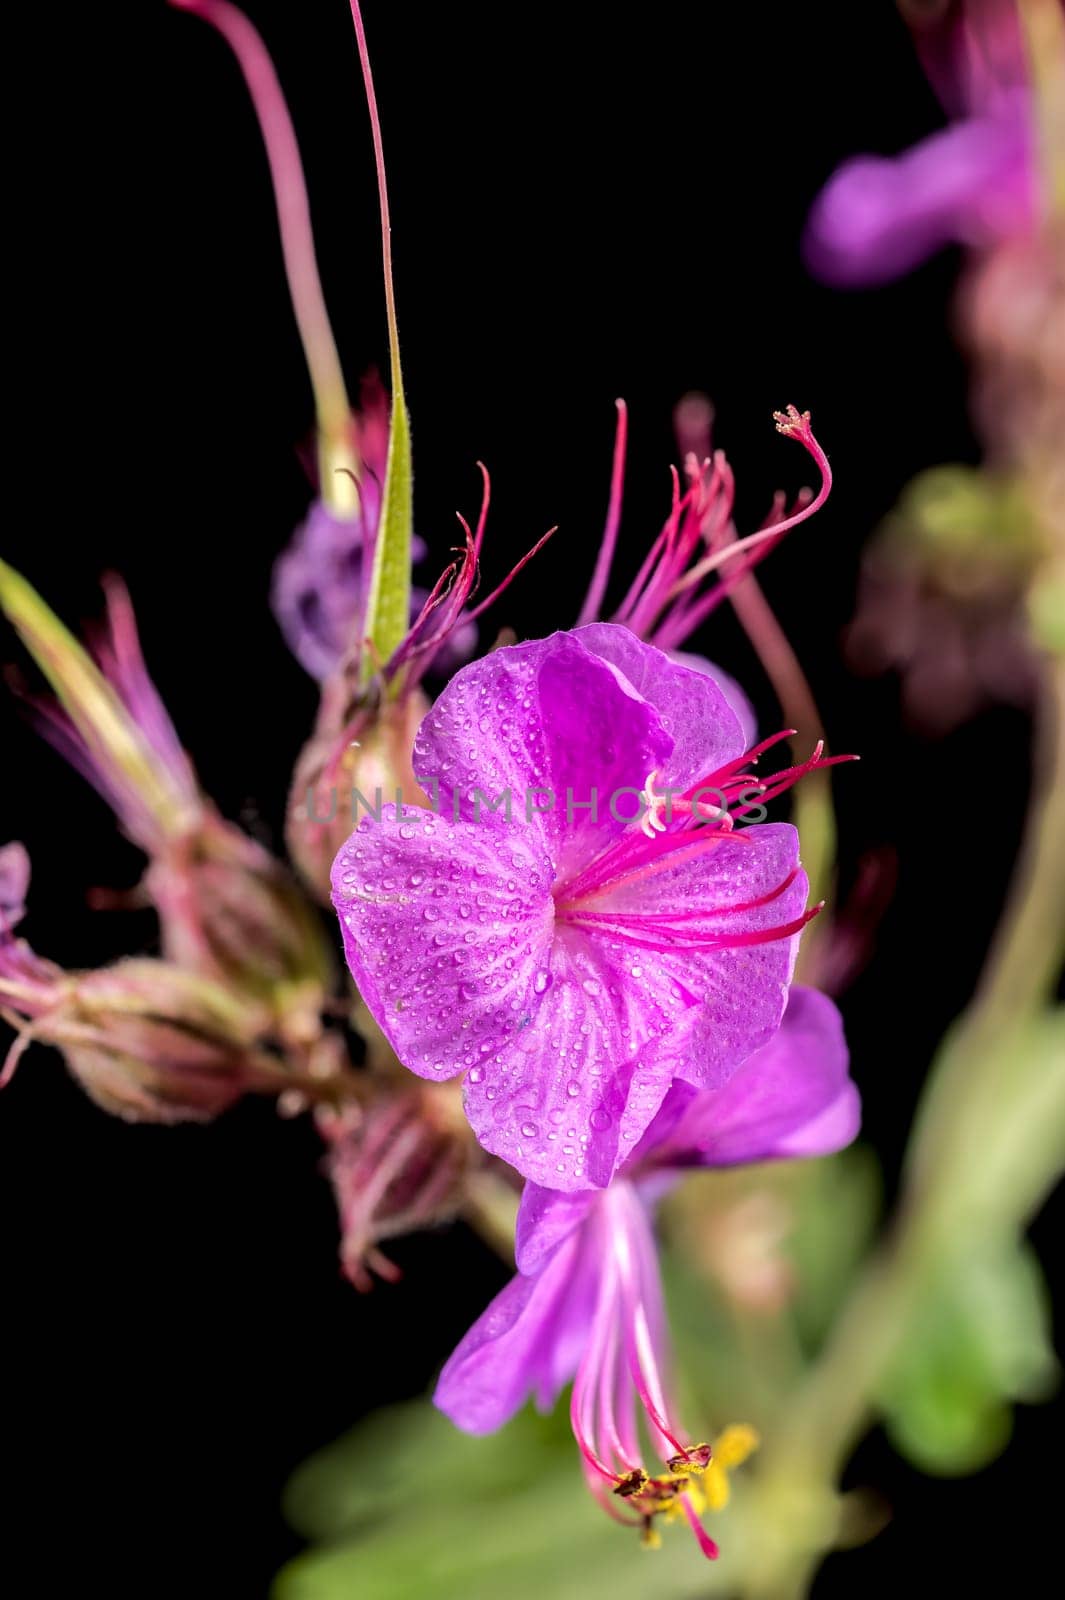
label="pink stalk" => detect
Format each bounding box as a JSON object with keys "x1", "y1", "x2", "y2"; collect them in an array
[
  {"x1": 171, "y1": 1, "x2": 351, "y2": 446},
  {"x1": 577, "y1": 400, "x2": 629, "y2": 627},
  {"x1": 348, "y1": 2, "x2": 403, "y2": 430},
  {"x1": 664, "y1": 409, "x2": 832, "y2": 604}
]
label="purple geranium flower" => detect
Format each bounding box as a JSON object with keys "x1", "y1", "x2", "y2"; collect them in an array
[
  {"x1": 804, "y1": 0, "x2": 1037, "y2": 285},
  {"x1": 435, "y1": 986, "x2": 860, "y2": 1557},
  {"x1": 332, "y1": 624, "x2": 844, "y2": 1190}
]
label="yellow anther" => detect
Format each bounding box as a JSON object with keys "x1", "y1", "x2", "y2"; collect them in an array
[
  {"x1": 640, "y1": 1520, "x2": 662, "y2": 1551},
  {"x1": 704, "y1": 1423, "x2": 760, "y2": 1512},
  {"x1": 613, "y1": 1467, "x2": 649, "y2": 1499}
]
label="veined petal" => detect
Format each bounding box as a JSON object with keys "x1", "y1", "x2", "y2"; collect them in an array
[
  {"x1": 460, "y1": 923, "x2": 693, "y2": 1189},
  {"x1": 667, "y1": 650, "x2": 758, "y2": 750},
  {"x1": 643, "y1": 985, "x2": 858, "y2": 1168},
  {"x1": 515, "y1": 1181, "x2": 597, "y2": 1276},
  {"x1": 410, "y1": 630, "x2": 674, "y2": 874},
  {"x1": 331, "y1": 807, "x2": 555, "y2": 1079},
  {"x1": 575, "y1": 623, "x2": 747, "y2": 789},
  {"x1": 434, "y1": 1228, "x2": 587, "y2": 1434},
  {"x1": 584, "y1": 823, "x2": 808, "y2": 1092}
]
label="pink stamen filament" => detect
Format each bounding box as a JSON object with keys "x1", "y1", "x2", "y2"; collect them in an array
[
  {"x1": 663, "y1": 414, "x2": 832, "y2": 605},
  {"x1": 681, "y1": 1493, "x2": 720, "y2": 1559},
  {"x1": 608, "y1": 1187, "x2": 688, "y2": 1459},
  {"x1": 557, "y1": 821, "x2": 744, "y2": 911},
  {"x1": 560, "y1": 904, "x2": 821, "y2": 955},
  {"x1": 577, "y1": 400, "x2": 629, "y2": 627}
]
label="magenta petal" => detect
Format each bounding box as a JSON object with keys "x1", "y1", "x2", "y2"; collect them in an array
[
  {"x1": 595, "y1": 822, "x2": 808, "y2": 1091},
  {"x1": 272, "y1": 498, "x2": 429, "y2": 681},
  {"x1": 646, "y1": 986, "x2": 858, "y2": 1167},
  {"x1": 515, "y1": 1182, "x2": 597, "y2": 1276},
  {"x1": 332, "y1": 808, "x2": 555, "y2": 1079},
  {"x1": 574, "y1": 623, "x2": 747, "y2": 788},
  {"x1": 668, "y1": 650, "x2": 758, "y2": 750},
  {"x1": 804, "y1": 106, "x2": 1034, "y2": 287},
  {"x1": 772, "y1": 1080, "x2": 861, "y2": 1160},
  {"x1": 410, "y1": 629, "x2": 674, "y2": 871},
  {"x1": 434, "y1": 1229, "x2": 586, "y2": 1433}
]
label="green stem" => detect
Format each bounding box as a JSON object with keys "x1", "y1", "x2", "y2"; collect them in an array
[{"x1": 743, "y1": 657, "x2": 1065, "y2": 1597}]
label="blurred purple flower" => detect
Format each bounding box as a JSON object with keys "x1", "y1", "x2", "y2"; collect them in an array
[
  {"x1": 804, "y1": 0, "x2": 1037, "y2": 285},
  {"x1": 435, "y1": 986, "x2": 859, "y2": 1556},
  {"x1": 270, "y1": 381, "x2": 477, "y2": 684},
  {"x1": 0, "y1": 841, "x2": 30, "y2": 932}
]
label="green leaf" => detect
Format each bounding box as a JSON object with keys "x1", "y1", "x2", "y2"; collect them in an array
[
  {"x1": 282, "y1": 1401, "x2": 571, "y2": 1544},
  {"x1": 276, "y1": 1398, "x2": 754, "y2": 1599},
  {"x1": 879, "y1": 1237, "x2": 1058, "y2": 1476},
  {"x1": 787, "y1": 1146, "x2": 881, "y2": 1350},
  {"x1": 361, "y1": 392, "x2": 413, "y2": 684}
]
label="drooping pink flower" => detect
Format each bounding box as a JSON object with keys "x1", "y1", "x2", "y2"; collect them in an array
[
  {"x1": 435, "y1": 986, "x2": 859, "y2": 1556},
  {"x1": 332, "y1": 625, "x2": 845, "y2": 1191},
  {"x1": 804, "y1": 0, "x2": 1039, "y2": 285}
]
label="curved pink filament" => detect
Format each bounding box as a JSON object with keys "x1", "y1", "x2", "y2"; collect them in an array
[
  {"x1": 681, "y1": 1492, "x2": 720, "y2": 1559},
  {"x1": 665, "y1": 417, "x2": 832, "y2": 603}
]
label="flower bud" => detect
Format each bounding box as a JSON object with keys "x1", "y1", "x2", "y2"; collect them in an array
[
  {"x1": 146, "y1": 812, "x2": 334, "y2": 1047},
  {"x1": 3, "y1": 953, "x2": 277, "y2": 1123},
  {"x1": 286, "y1": 687, "x2": 430, "y2": 904},
  {"x1": 316, "y1": 1078, "x2": 473, "y2": 1290}
]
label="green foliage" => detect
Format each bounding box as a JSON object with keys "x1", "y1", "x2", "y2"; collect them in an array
[
  {"x1": 274, "y1": 1399, "x2": 749, "y2": 1599},
  {"x1": 879, "y1": 1238, "x2": 1058, "y2": 1476},
  {"x1": 786, "y1": 1147, "x2": 881, "y2": 1350},
  {"x1": 361, "y1": 395, "x2": 413, "y2": 684}
]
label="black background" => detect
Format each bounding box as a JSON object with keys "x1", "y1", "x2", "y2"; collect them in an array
[{"x1": 3, "y1": 1, "x2": 1060, "y2": 1594}]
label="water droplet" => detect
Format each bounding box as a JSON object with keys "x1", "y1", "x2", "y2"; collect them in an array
[
  {"x1": 467, "y1": 1064, "x2": 485, "y2": 1084},
  {"x1": 409, "y1": 871, "x2": 425, "y2": 887},
  {"x1": 566, "y1": 1080, "x2": 580, "y2": 1098},
  {"x1": 520, "y1": 1121, "x2": 539, "y2": 1140},
  {"x1": 533, "y1": 969, "x2": 552, "y2": 995},
  {"x1": 590, "y1": 1106, "x2": 613, "y2": 1132}
]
